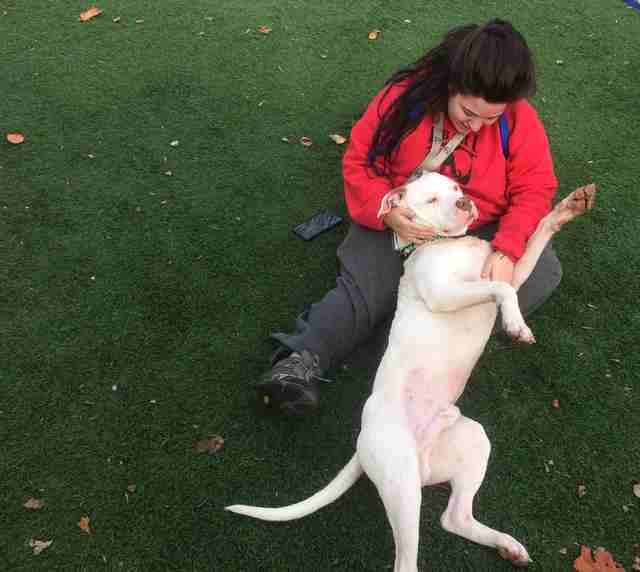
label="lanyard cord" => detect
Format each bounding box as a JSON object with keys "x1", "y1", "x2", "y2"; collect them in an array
[{"x1": 420, "y1": 113, "x2": 466, "y2": 172}]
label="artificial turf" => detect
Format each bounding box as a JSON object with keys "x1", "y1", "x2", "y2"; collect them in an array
[{"x1": 1, "y1": 1, "x2": 638, "y2": 570}]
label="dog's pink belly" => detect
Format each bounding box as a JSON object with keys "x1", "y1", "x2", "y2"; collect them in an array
[{"x1": 403, "y1": 367, "x2": 465, "y2": 451}]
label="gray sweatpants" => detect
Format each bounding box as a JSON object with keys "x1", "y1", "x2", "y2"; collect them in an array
[{"x1": 271, "y1": 222, "x2": 562, "y2": 371}]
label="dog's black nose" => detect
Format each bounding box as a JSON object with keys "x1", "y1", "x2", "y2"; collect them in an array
[{"x1": 455, "y1": 197, "x2": 472, "y2": 212}]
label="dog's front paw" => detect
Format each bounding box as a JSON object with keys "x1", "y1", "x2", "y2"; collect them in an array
[
  {"x1": 502, "y1": 315, "x2": 536, "y2": 344},
  {"x1": 497, "y1": 536, "x2": 532, "y2": 567}
]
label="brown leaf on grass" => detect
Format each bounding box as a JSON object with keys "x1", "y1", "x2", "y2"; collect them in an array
[
  {"x1": 633, "y1": 481, "x2": 640, "y2": 498},
  {"x1": 6, "y1": 132, "x2": 25, "y2": 144},
  {"x1": 126, "y1": 484, "x2": 137, "y2": 493},
  {"x1": 368, "y1": 29, "x2": 381, "y2": 41},
  {"x1": 258, "y1": 25, "x2": 272, "y2": 34},
  {"x1": 632, "y1": 556, "x2": 640, "y2": 571},
  {"x1": 194, "y1": 435, "x2": 225, "y2": 454},
  {"x1": 29, "y1": 539, "x2": 53, "y2": 555},
  {"x1": 329, "y1": 133, "x2": 347, "y2": 145},
  {"x1": 23, "y1": 497, "x2": 46, "y2": 510},
  {"x1": 79, "y1": 6, "x2": 103, "y2": 22},
  {"x1": 299, "y1": 136, "x2": 313, "y2": 147},
  {"x1": 574, "y1": 545, "x2": 625, "y2": 571},
  {"x1": 577, "y1": 484, "x2": 587, "y2": 498},
  {"x1": 78, "y1": 515, "x2": 92, "y2": 534},
  {"x1": 552, "y1": 399, "x2": 561, "y2": 409}
]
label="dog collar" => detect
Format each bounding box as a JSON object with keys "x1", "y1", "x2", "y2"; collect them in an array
[{"x1": 398, "y1": 234, "x2": 460, "y2": 258}]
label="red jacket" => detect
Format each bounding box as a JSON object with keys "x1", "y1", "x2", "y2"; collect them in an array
[{"x1": 343, "y1": 83, "x2": 557, "y2": 261}]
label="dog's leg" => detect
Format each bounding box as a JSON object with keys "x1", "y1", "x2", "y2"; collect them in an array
[
  {"x1": 358, "y1": 399, "x2": 422, "y2": 572},
  {"x1": 513, "y1": 184, "x2": 596, "y2": 290},
  {"x1": 428, "y1": 417, "x2": 532, "y2": 567},
  {"x1": 418, "y1": 279, "x2": 534, "y2": 343}
]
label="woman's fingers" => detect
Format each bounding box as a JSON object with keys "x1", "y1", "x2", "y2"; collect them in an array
[
  {"x1": 480, "y1": 257, "x2": 493, "y2": 279},
  {"x1": 481, "y1": 252, "x2": 515, "y2": 283},
  {"x1": 405, "y1": 220, "x2": 437, "y2": 239},
  {"x1": 384, "y1": 207, "x2": 437, "y2": 243}
]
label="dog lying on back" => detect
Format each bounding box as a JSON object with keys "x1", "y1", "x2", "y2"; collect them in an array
[{"x1": 228, "y1": 172, "x2": 596, "y2": 572}]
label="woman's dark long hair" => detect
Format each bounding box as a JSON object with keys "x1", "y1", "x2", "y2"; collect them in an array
[{"x1": 368, "y1": 19, "x2": 536, "y2": 176}]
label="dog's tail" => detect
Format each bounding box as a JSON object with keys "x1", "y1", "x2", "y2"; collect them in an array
[{"x1": 225, "y1": 454, "x2": 362, "y2": 521}]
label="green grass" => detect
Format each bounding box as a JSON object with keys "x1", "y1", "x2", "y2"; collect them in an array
[{"x1": 1, "y1": 1, "x2": 638, "y2": 570}]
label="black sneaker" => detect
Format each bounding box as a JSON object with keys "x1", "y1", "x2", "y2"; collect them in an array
[{"x1": 255, "y1": 350, "x2": 330, "y2": 416}]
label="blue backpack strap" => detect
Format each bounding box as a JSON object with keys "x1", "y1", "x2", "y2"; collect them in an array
[{"x1": 499, "y1": 113, "x2": 510, "y2": 159}]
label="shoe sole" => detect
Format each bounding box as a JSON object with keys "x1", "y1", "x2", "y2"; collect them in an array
[{"x1": 255, "y1": 380, "x2": 318, "y2": 416}]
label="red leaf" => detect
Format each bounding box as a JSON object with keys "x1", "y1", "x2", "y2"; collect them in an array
[
  {"x1": 6, "y1": 132, "x2": 25, "y2": 144},
  {"x1": 79, "y1": 6, "x2": 103, "y2": 22},
  {"x1": 574, "y1": 545, "x2": 625, "y2": 572}
]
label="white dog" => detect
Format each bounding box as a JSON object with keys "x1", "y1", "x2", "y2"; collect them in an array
[{"x1": 227, "y1": 173, "x2": 596, "y2": 572}]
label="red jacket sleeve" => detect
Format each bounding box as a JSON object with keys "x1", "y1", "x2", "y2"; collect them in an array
[
  {"x1": 491, "y1": 100, "x2": 558, "y2": 261},
  {"x1": 342, "y1": 85, "x2": 404, "y2": 230}
]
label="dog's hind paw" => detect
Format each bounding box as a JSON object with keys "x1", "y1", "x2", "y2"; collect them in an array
[
  {"x1": 547, "y1": 183, "x2": 597, "y2": 233},
  {"x1": 497, "y1": 537, "x2": 532, "y2": 567}
]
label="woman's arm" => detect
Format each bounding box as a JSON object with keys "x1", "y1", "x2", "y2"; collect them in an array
[
  {"x1": 490, "y1": 100, "x2": 558, "y2": 262},
  {"x1": 342, "y1": 85, "x2": 404, "y2": 230}
]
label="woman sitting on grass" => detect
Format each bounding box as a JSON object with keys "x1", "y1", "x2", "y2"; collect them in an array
[{"x1": 256, "y1": 18, "x2": 560, "y2": 415}]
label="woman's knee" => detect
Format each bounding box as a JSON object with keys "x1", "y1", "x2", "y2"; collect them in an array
[{"x1": 518, "y1": 244, "x2": 562, "y2": 316}]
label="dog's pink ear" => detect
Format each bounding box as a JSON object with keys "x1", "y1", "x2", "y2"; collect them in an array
[{"x1": 377, "y1": 186, "x2": 407, "y2": 219}]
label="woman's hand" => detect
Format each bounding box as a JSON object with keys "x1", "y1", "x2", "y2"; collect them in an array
[
  {"x1": 383, "y1": 207, "x2": 437, "y2": 244},
  {"x1": 481, "y1": 250, "x2": 515, "y2": 284}
]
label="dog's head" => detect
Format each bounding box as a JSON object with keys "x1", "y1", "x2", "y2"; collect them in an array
[{"x1": 401, "y1": 172, "x2": 478, "y2": 237}]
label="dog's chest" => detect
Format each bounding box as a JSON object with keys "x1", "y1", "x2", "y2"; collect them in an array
[{"x1": 408, "y1": 236, "x2": 492, "y2": 279}]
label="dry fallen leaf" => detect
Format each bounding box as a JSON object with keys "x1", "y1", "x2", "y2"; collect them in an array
[
  {"x1": 368, "y1": 29, "x2": 381, "y2": 41},
  {"x1": 78, "y1": 515, "x2": 92, "y2": 534},
  {"x1": 23, "y1": 498, "x2": 46, "y2": 510},
  {"x1": 29, "y1": 539, "x2": 53, "y2": 555},
  {"x1": 633, "y1": 481, "x2": 640, "y2": 498},
  {"x1": 632, "y1": 556, "x2": 640, "y2": 571},
  {"x1": 6, "y1": 132, "x2": 25, "y2": 144},
  {"x1": 258, "y1": 25, "x2": 272, "y2": 34},
  {"x1": 552, "y1": 399, "x2": 561, "y2": 409},
  {"x1": 329, "y1": 133, "x2": 347, "y2": 145},
  {"x1": 127, "y1": 484, "x2": 137, "y2": 493},
  {"x1": 79, "y1": 6, "x2": 103, "y2": 22},
  {"x1": 577, "y1": 484, "x2": 587, "y2": 498},
  {"x1": 194, "y1": 435, "x2": 225, "y2": 454},
  {"x1": 574, "y1": 545, "x2": 625, "y2": 571},
  {"x1": 299, "y1": 136, "x2": 313, "y2": 147}
]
